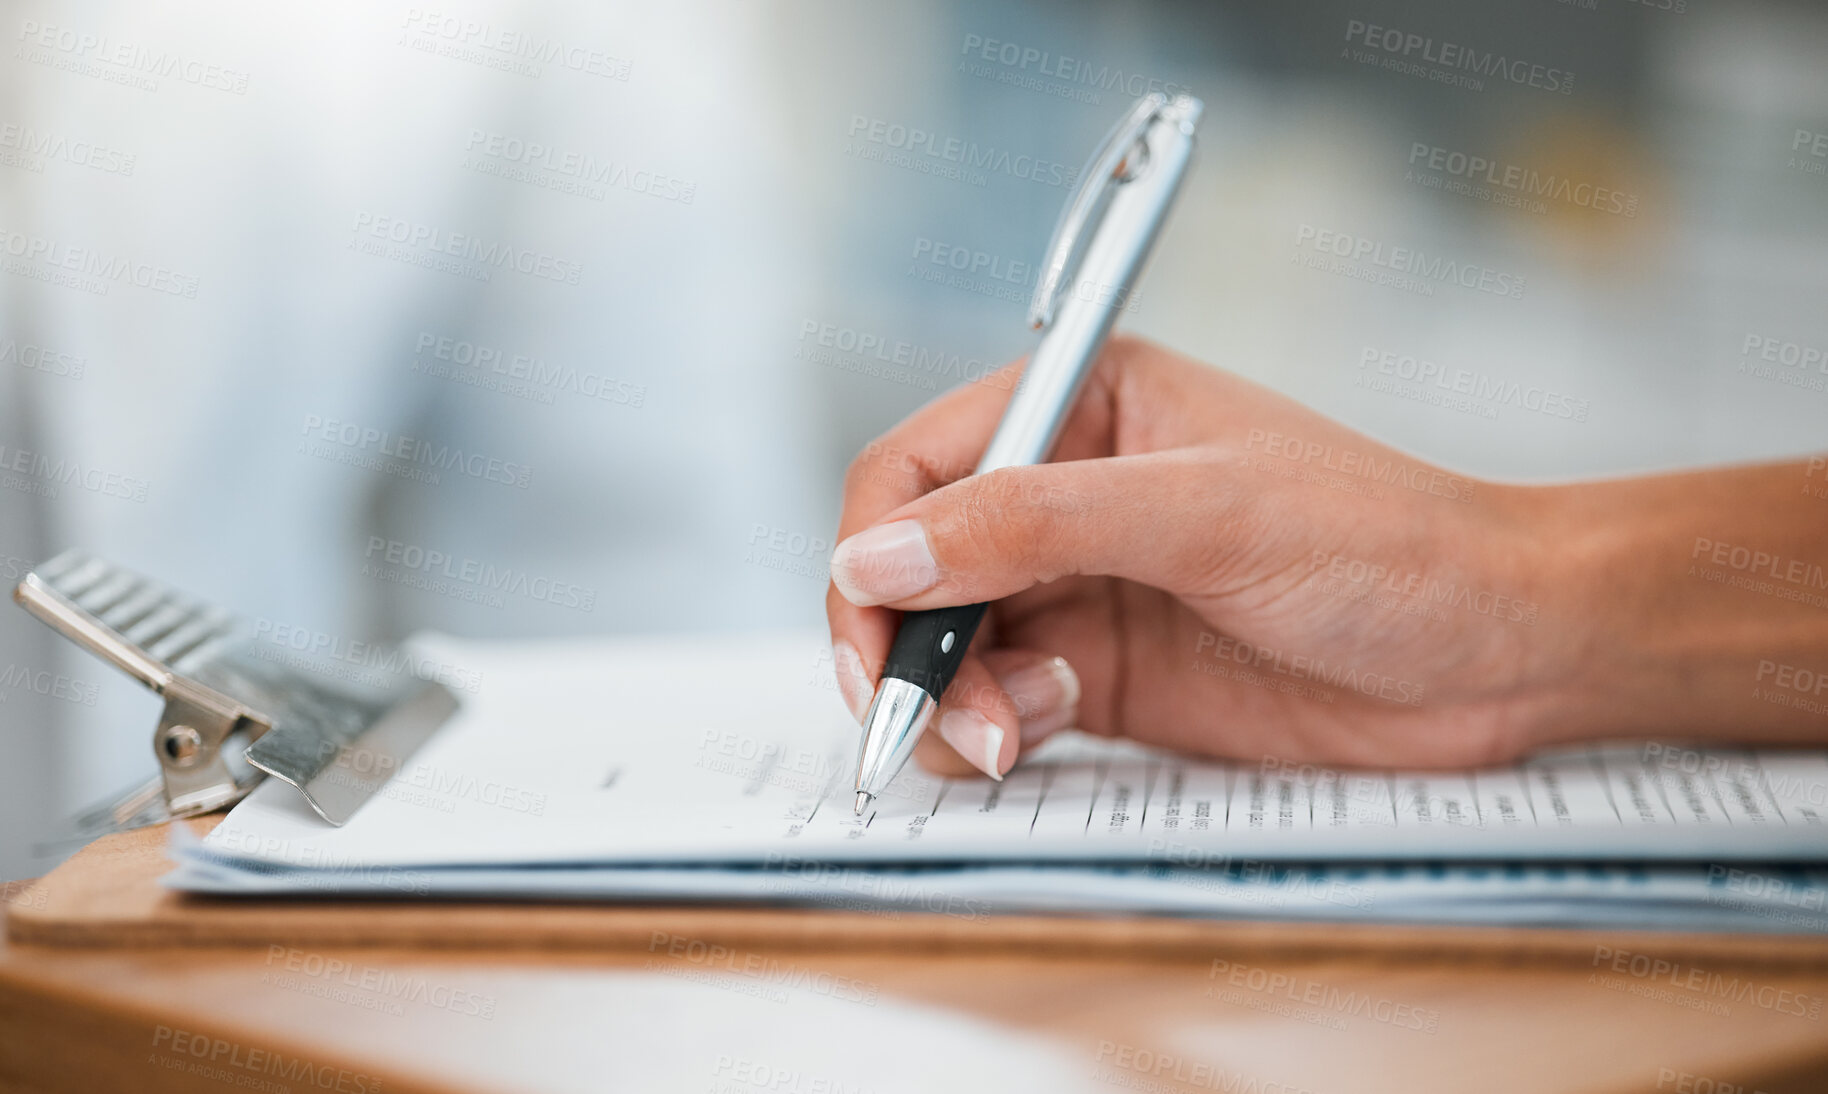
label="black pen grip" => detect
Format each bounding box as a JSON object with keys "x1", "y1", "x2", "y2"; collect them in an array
[{"x1": 882, "y1": 603, "x2": 988, "y2": 702}]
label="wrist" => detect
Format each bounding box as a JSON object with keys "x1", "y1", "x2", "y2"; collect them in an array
[
  {"x1": 1497, "y1": 481, "x2": 1642, "y2": 753},
  {"x1": 1455, "y1": 482, "x2": 1614, "y2": 757},
  {"x1": 1496, "y1": 465, "x2": 1828, "y2": 754}
]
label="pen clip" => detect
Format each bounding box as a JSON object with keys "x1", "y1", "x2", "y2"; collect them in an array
[{"x1": 1026, "y1": 93, "x2": 1168, "y2": 331}]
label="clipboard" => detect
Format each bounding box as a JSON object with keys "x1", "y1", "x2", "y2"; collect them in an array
[
  {"x1": 8, "y1": 814, "x2": 1828, "y2": 969},
  {"x1": 11, "y1": 553, "x2": 1828, "y2": 970},
  {"x1": 12, "y1": 550, "x2": 458, "y2": 839}
]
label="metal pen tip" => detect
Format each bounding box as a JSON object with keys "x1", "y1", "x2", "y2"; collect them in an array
[{"x1": 854, "y1": 791, "x2": 872, "y2": 816}]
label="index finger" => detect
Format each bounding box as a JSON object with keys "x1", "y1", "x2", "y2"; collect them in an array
[
  {"x1": 825, "y1": 362, "x2": 1024, "y2": 714},
  {"x1": 838, "y1": 359, "x2": 1030, "y2": 539}
]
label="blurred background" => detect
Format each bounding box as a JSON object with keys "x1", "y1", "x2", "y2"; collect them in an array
[{"x1": 1, "y1": 0, "x2": 1824, "y2": 882}]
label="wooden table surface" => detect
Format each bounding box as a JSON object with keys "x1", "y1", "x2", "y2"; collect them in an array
[{"x1": 6, "y1": 893, "x2": 1828, "y2": 1094}]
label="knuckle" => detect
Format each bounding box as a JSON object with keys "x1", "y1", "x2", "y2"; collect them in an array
[
  {"x1": 1100, "y1": 333, "x2": 1162, "y2": 384},
  {"x1": 842, "y1": 445, "x2": 881, "y2": 495},
  {"x1": 947, "y1": 472, "x2": 1057, "y2": 582},
  {"x1": 844, "y1": 435, "x2": 955, "y2": 499},
  {"x1": 1103, "y1": 332, "x2": 1151, "y2": 363}
]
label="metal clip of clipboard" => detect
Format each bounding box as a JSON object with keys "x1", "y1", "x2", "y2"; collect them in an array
[{"x1": 12, "y1": 549, "x2": 458, "y2": 836}]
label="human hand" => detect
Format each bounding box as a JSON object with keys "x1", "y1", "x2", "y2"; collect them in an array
[{"x1": 824, "y1": 336, "x2": 1573, "y2": 779}]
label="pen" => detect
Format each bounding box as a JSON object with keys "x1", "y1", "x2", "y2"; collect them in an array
[{"x1": 853, "y1": 92, "x2": 1204, "y2": 814}]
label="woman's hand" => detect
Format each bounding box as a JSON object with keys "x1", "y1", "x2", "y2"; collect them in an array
[
  {"x1": 824, "y1": 337, "x2": 1581, "y2": 778},
  {"x1": 827, "y1": 336, "x2": 1828, "y2": 779}
]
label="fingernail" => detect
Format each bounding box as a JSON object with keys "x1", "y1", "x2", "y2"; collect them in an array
[
  {"x1": 998, "y1": 657, "x2": 1081, "y2": 744},
  {"x1": 831, "y1": 639, "x2": 872, "y2": 723},
  {"x1": 937, "y1": 709, "x2": 1005, "y2": 781},
  {"x1": 830, "y1": 519, "x2": 938, "y2": 606}
]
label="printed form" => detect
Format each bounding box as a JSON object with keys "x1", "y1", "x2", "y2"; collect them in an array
[{"x1": 198, "y1": 633, "x2": 1828, "y2": 872}]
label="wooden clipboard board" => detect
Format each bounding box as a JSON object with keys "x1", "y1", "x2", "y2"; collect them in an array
[{"x1": 8, "y1": 815, "x2": 1828, "y2": 969}]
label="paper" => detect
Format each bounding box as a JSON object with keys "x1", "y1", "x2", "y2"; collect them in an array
[
  {"x1": 166, "y1": 850, "x2": 1828, "y2": 935},
  {"x1": 164, "y1": 633, "x2": 1828, "y2": 931},
  {"x1": 192, "y1": 632, "x2": 1828, "y2": 872}
]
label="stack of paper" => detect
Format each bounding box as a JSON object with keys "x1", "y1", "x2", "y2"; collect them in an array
[{"x1": 165, "y1": 633, "x2": 1828, "y2": 933}]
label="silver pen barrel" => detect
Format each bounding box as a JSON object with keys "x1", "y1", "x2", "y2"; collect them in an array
[
  {"x1": 850, "y1": 94, "x2": 1204, "y2": 812},
  {"x1": 979, "y1": 95, "x2": 1202, "y2": 475}
]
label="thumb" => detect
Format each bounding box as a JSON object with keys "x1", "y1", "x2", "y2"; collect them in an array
[{"x1": 829, "y1": 450, "x2": 1239, "y2": 609}]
